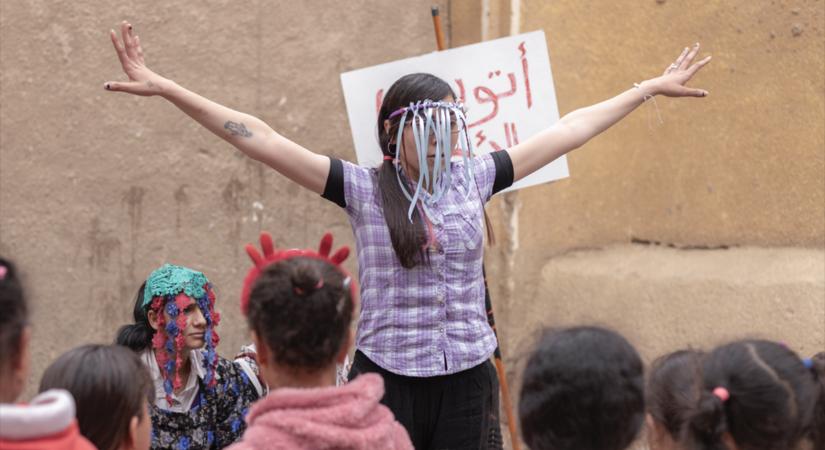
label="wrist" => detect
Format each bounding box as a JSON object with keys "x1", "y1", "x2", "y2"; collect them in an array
[
  {"x1": 635, "y1": 78, "x2": 661, "y2": 97},
  {"x1": 157, "y1": 77, "x2": 178, "y2": 99}
]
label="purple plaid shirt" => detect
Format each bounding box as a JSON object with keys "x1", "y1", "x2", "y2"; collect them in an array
[{"x1": 341, "y1": 154, "x2": 499, "y2": 377}]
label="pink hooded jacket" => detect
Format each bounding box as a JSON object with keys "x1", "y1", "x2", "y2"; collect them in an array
[{"x1": 227, "y1": 373, "x2": 412, "y2": 450}]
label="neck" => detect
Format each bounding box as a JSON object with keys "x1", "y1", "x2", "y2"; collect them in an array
[{"x1": 262, "y1": 364, "x2": 337, "y2": 391}]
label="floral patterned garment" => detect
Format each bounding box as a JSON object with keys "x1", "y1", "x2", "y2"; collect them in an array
[{"x1": 150, "y1": 356, "x2": 260, "y2": 450}]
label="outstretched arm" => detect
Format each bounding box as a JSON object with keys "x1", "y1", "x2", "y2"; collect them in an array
[
  {"x1": 104, "y1": 21, "x2": 329, "y2": 194},
  {"x1": 508, "y1": 43, "x2": 712, "y2": 182}
]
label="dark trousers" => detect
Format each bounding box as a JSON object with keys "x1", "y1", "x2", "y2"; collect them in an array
[{"x1": 349, "y1": 350, "x2": 503, "y2": 450}]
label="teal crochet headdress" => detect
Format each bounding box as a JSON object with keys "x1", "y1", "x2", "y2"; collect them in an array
[{"x1": 142, "y1": 263, "x2": 209, "y2": 308}]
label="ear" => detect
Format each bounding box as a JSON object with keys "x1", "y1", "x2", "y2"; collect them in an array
[
  {"x1": 147, "y1": 309, "x2": 160, "y2": 331},
  {"x1": 252, "y1": 331, "x2": 269, "y2": 370},
  {"x1": 126, "y1": 415, "x2": 139, "y2": 450},
  {"x1": 383, "y1": 119, "x2": 391, "y2": 134},
  {"x1": 334, "y1": 328, "x2": 354, "y2": 365}
]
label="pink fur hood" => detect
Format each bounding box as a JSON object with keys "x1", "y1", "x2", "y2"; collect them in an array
[{"x1": 227, "y1": 373, "x2": 412, "y2": 450}]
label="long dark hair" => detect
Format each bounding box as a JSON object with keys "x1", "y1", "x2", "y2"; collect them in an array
[
  {"x1": 39, "y1": 344, "x2": 153, "y2": 450},
  {"x1": 115, "y1": 282, "x2": 154, "y2": 351},
  {"x1": 377, "y1": 73, "x2": 456, "y2": 268},
  {"x1": 683, "y1": 340, "x2": 818, "y2": 450},
  {"x1": 246, "y1": 257, "x2": 354, "y2": 371}
]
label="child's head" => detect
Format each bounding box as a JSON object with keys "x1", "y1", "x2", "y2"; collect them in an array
[
  {"x1": 646, "y1": 349, "x2": 704, "y2": 450},
  {"x1": 247, "y1": 257, "x2": 354, "y2": 381},
  {"x1": 39, "y1": 344, "x2": 153, "y2": 450},
  {"x1": 241, "y1": 232, "x2": 355, "y2": 387},
  {"x1": 684, "y1": 340, "x2": 818, "y2": 450},
  {"x1": 115, "y1": 264, "x2": 221, "y2": 401},
  {"x1": 0, "y1": 257, "x2": 29, "y2": 403},
  {"x1": 518, "y1": 326, "x2": 645, "y2": 450}
]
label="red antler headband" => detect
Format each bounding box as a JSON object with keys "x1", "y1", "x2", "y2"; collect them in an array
[{"x1": 240, "y1": 231, "x2": 357, "y2": 316}]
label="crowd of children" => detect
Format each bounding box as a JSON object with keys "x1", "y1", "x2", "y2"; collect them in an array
[{"x1": 2, "y1": 243, "x2": 823, "y2": 450}]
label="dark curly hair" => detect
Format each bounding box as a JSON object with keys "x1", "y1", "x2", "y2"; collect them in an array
[
  {"x1": 684, "y1": 340, "x2": 818, "y2": 450},
  {"x1": 518, "y1": 326, "x2": 645, "y2": 450},
  {"x1": 246, "y1": 257, "x2": 354, "y2": 371}
]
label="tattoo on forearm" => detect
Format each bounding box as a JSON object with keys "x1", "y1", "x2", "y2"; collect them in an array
[{"x1": 224, "y1": 121, "x2": 253, "y2": 138}]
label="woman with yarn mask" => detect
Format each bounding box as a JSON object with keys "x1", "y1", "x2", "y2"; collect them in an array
[
  {"x1": 105, "y1": 19, "x2": 711, "y2": 447},
  {"x1": 116, "y1": 264, "x2": 260, "y2": 449}
]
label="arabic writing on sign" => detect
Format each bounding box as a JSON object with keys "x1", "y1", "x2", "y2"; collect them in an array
[
  {"x1": 341, "y1": 30, "x2": 568, "y2": 191},
  {"x1": 374, "y1": 42, "x2": 533, "y2": 154}
]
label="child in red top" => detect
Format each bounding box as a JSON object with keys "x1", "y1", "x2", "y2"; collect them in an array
[{"x1": 0, "y1": 258, "x2": 95, "y2": 450}]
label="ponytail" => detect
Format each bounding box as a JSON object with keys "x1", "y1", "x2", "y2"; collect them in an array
[
  {"x1": 114, "y1": 283, "x2": 154, "y2": 352},
  {"x1": 685, "y1": 390, "x2": 729, "y2": 450}
]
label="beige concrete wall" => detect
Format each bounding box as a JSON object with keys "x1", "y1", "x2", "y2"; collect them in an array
[
  {"x1": 449, "y1": 0, "x2": 825, "y2": 447},
  {"x1": 0, "y1": 0, "x2": 449, "y2": 398}
]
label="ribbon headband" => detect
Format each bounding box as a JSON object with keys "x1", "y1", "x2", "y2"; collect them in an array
[
  {"x1": 387, "y1": 99, "x2": 475, "y2": 222},
  {"x1": 388, "y1": 100, "x2": 467, "y2": 120}
]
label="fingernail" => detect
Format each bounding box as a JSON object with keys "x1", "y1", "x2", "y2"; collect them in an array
[{"x1": 104, "y1": 83, "x2": 111, "y2": 90}]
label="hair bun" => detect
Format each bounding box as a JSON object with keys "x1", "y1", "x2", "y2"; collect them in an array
[
  {"x1": 291, "y1": 263, "x2": 323, "y2": 296},
  {"x1": 687, "y1": 390, "x2": 728, "y2": 448}
]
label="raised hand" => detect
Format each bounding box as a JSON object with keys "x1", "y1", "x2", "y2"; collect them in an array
[
  {"x1": 652, "y1": 43, "x2": 712, "y2": 98},
  {"x1": 104, "y1": 21, "x2": 166, "y2": 96}
]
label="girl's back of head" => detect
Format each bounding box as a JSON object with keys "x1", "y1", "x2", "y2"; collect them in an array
[
  {"x1": 518, "y1": 326, "x2": 645, "y2": 450},
  {"x1": 646, "y1": 349, "x2": 704, "y2": 450},
  {"x1": 246, "y1": 256, "x2": 354, "y2": 373},
  {"x1": 39, "y1": 344, "x2": 153, "y2": 450},
  {"x1": 684, "y1": 340, "x2": 819, "y2": 450},
  {"x1": 0, "y1": 257, "x2": 29, "y2": 403}
]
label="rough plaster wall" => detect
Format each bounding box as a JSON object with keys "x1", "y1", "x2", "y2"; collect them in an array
[
  {"x1": 449, "y1": 0, "x2": 825, "y2": 447},
  {"x1": 448, "y1": 0, "x2": 825, "y2": 359},
  {"x1": 0, "y1": 0, "x2": 449, "y2": 398}
]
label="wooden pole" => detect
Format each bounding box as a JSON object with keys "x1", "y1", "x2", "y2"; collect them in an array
[
  {"x1": 430, "y1": 6, "x2": 521, "y2": 449},
  {"x1": 431, "y1": 6, "x2": 447, "y2": 51}
]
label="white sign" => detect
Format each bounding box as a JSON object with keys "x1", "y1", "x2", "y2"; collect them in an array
[{"x1": 340, "y1": 30, "x2": 568, "y2": 191}]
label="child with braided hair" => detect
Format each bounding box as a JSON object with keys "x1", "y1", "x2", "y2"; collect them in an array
[
  {"x1": 116, "y1": 264, "x2": 260, "y2": 450},
  {"x1": 226, "y1": 231, "x2": 411, "y2": 450}
]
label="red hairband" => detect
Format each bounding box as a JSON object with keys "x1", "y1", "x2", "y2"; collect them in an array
[{"x1": 240, "y1": 231, "x2": 357, "y2": 315}]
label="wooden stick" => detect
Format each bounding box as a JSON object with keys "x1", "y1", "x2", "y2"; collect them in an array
[
  {"x1": 484, "y1": 267, "x2": 521, "y2": 450},
  {"x1": 431, "y1": 6, "x2": 446, "y2": 51},
  {"x1": 431, "y1": 8, "x2": 521, "y2": 449}
]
